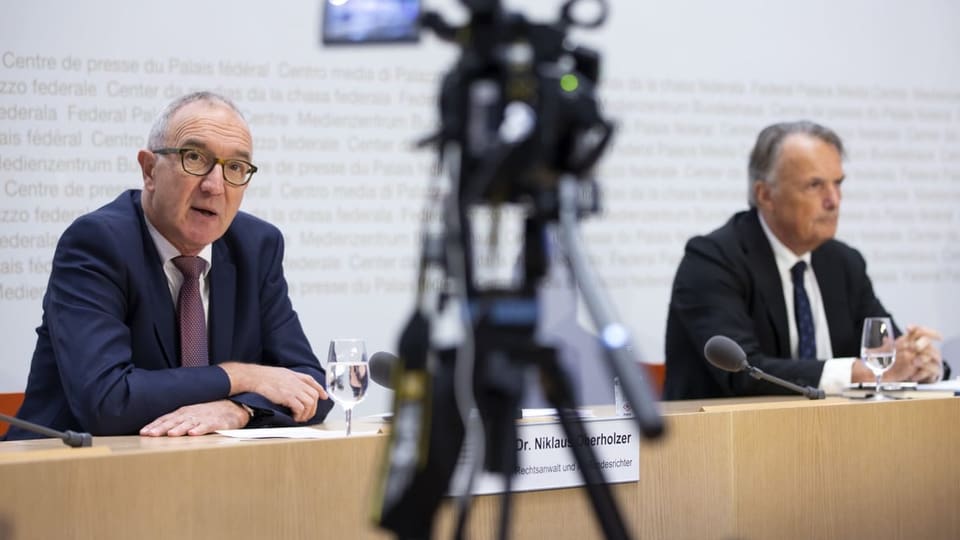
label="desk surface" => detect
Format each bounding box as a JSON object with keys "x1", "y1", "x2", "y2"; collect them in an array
[{"x1": 2, "y1": 396, "x2": 959, "y2": 540}]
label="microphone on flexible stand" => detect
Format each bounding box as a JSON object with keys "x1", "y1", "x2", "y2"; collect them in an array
[
  {"x1": 369, "y1": 351, "x2": 398, "y2": 390},
  {"x1": 0, "y1": 412, "x2": 93, "y2": 447},
  {"x1": 704, "y1": 335, "x2": 826, "y2": 400}
]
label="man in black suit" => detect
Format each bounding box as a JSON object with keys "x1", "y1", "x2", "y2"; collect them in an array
[{"x1": 664, "y1": 121, "x2": 944, "y2": 399}]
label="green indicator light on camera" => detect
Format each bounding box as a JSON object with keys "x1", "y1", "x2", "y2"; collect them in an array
[{"x1": 560, "y1": 74, "x2": 579, "y2": 92}]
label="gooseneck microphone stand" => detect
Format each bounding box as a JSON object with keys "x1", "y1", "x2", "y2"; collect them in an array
[{"x1": 0, "y1": 412, "x2": 93, "y2": 447}]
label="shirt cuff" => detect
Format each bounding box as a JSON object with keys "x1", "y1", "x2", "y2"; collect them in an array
[{"x1": 819, "y1": 357, "x2": 858, "y2": 395}]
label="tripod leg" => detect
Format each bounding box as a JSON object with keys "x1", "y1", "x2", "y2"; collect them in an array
[
  {"x1": 499, "y1": 474, "x2": 514, "y2": 540},
  {"x1": 556, "y1": 176, "x2": 663, "y2": 439},
  {"x1": 540, "y1": 352, "x2": 632, "y2": 540}
]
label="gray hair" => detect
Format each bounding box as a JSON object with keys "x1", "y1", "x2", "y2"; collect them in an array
[
  {"x1": 146, "y1": 91, "x2": 246, "y2": 149},
  {"x1": 746, "y1": 120, "x2": 845, "y2": 207}
]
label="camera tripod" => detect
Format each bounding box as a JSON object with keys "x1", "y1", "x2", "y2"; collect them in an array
[{"x1": 372, "y1": 1, "x2": 664, "y2": 538}]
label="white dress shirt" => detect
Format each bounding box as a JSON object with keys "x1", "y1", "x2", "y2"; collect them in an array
[
  {"x1": 143, "y1": 215, "x2": 213, "y2": 331},
  {"x1": 758, "y1": 214, "x2": 854, "y2": 394}
]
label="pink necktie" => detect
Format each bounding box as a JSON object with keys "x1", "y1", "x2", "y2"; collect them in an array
[{"x1": 173, "y1": 256, "x2": 208, "y2": 367}]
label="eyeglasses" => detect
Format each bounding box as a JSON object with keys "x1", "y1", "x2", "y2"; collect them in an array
[{"x1": 152, "y1": 147, "x2": 258, "y2": 186}]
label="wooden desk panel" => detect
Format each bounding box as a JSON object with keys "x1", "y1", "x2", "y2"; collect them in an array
[
  {"x1": 1, "y1": 397, "x2": 958, "y2": 540},
  {"x1": 637, "y1": 396, "x2": 960, "y2": 540},
  {"x1": 637, "y1": 410, "x2": 735, "y2": 539}
]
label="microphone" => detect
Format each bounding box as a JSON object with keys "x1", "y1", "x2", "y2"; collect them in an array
[
  {"x1": 704, "y1": 335, "x2": 825, "y2": 400},
  {"x1": 369, "y1": 351, "x2": 398, "y2": 390},
  {"x1": 0, "y1": 412, "x2": 93, "y2": 447}
]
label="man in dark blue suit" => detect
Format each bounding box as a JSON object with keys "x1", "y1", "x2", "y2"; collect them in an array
[
  {"x1": 664, "y1": 121, "x2": 944, "y2": 399},
  {"x1": 7, "y1": 91, "x2": 333, "y2": 438}
]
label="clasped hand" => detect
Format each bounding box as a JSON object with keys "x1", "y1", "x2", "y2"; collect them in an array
[
  {"x1": 235, "y1": 364, "x2": 328, "y2": 422},
  {"x1": 889, "y1": 325, "x2": 943, "y2": 383}
]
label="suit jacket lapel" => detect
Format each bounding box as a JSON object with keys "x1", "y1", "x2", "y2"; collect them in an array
[
  {"x1": 134, "y1": 193, "x2": 179, "y2": 368},
  {"x1": 209, "y1": 241, "x2": 236, "y2": 364},
  {"x1": 740, "y1": 210, "x2": 791, "y2": 356},
  {"x1": 811, "y1": 248, "x2": 845, "y2": 354}
]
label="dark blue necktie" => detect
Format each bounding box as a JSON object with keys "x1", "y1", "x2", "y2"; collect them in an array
[{"x1": 791, "y1": 261, "x2": 816, "y2": 360}]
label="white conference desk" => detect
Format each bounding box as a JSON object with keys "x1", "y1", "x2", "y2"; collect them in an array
[{"x1": 2, "y1": 395, "x2": 959, "y2": 540}]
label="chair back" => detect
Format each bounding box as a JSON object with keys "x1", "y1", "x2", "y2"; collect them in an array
[{"x1": 0, "y1": 392, "x2": 26, "y2": 437}]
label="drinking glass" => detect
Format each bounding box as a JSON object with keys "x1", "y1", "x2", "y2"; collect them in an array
[
  {"x1": 326, "y1": 338, "x2": 369, "y2": 435},
  {"x1": 860, "y1": 317, "x2": 896, "y2": 401}
]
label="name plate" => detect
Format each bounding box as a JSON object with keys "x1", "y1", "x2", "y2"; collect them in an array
[{"x1": 455, "y1": 416, "x2": 640, "y2": 495}]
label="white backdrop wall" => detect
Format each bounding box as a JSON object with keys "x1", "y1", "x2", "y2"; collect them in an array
[{"x1": 2, "y1": 1, "x2": 959, "y2": 415}]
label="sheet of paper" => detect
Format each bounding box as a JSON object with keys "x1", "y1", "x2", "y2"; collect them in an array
[
  {"x1": 216, "y1": 427, "x2": 380, "y2": 439},
  {"x1": 521, "y1": 408, "x2": 595, "y2": 419},
  {"x1": 917, "y1": 379, "x2": 960, "y2": 393}
]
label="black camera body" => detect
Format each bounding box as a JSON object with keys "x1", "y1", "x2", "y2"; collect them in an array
[{"x1": 428, "y1": 1, "x2": 613, "y2": 213}]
